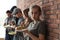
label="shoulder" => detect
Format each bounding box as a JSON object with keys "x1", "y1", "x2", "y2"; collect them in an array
[
  {"x1": 37, "y1": 20, "x2": 46, "y2": 30},
  {"x1": 39, "y1": 20, "x2": 46, "y2": 25}
]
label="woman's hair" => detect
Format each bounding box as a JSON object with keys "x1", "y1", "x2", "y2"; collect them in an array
[
  {"x1": 23, "y1": 8, "x2": 29, "y2": 17},
  {"x1": 23, "y1": 8, "x2": 32, "y2": 22},
  {"x1": 10, "y1": 6, "x2": 17, "y2": 13},
  {"x1": 12, "y1": 8, "x2": 22, "y2": 15},
  {"x1": 32, "y1": 5, "x2": 42, "y2": 15}
]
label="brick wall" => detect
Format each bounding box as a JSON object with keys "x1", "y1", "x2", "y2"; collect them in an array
[
  {"x1": 17, "y1": 0, "x2": 42, "y2": 10},
  {"x1": 17, "y1": 0, "x2": 60, "y2": 40}
]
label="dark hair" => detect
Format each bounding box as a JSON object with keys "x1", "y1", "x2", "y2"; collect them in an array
[
  {"x1": 23, "y1": 8, "x2": 29, "y2": 17},
  {"x1": 23, "y1": 8, "x2": 32, "y2": 22},
  {"x1": 10, "y1": 6, "x2": 17, "y2": 13},
  {"x1": 13, "y1": 8, "x2": 22, "y2": 15},
  {"x1": 15, "y1": 8, "x2": 22, "y2": 14},
  {"x1": 6, "y1": 10, "x2": 12, "y2": 13},
  {"x1": 32, "y1": 5, "x2": 42, "y2": 15}
]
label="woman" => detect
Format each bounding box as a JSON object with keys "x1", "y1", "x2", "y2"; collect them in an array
[
  {"x1": 23, "y1": 5, "x2": 46, "y2": 40},
  {"x1": 13, "y1": 8, "x2": 24, "y2": 40},
  {"x1": 23, "y1": 8, "x2": 32, "y2": 40},
  {"x1": 23, "y1": 8, "x2": 32, "y2": 28}
]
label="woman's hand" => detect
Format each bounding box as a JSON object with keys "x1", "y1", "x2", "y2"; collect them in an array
[
  {"x1": 23, "y1": 29, "x2": 28, "y2": 33},
  {"x1": 23, "y1": 29, "x2": 30, "y2": 35}
]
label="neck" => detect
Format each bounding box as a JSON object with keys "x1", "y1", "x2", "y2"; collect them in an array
[
  {"x1": 34, "y1": 20, "x2": 37, "y2": 23},
  {"x1": 25, "y1": 18, "x2": 28, "y2": 22},
  {"x1": 33, "y1": 19, "x2": 39, "y2": 23}
]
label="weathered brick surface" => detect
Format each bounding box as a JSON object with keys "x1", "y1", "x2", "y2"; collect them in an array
[{"x1": 17, "y1": 0, "x2": 60, "y2": 40}]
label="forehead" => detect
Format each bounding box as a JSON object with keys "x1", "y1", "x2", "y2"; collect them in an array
[{"x1": 32, "y1": 8, "x2": 39, "y2": 12}]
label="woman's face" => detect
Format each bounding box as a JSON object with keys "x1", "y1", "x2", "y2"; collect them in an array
[
  {"x1": 31, "y1": 8, "x2": 40, "y2": 20},
  {"x1": 16, "y1": 13, "x2": 22, "y2": 18}
]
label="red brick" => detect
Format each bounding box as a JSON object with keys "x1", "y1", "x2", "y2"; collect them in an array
[
  {"x1": 52, "y1": 38, "x2": 59, "y2": 40},
  {"x1": 55, "y1": 19, "x2": 60, "y2": 24},
  {"x1": 47, "y1": 19, "x2": 54, "y2": 23},
  {"x1": 49, "y1": 14, "x2": 57, "y2": 19},
  {"x1": 48, "y1": 35, "x2": 59, "y2": 40},
  {"x1": 56, "y1": 10, "x2": 60, "y2": 14},
  {"x1": 46, "y1": 11, "x2": 54, "y2": 15},
  {"x1": 47, "y1": 19, "x2": 60, "y2": 24},
  {"x1": 24, "y1": 0, "x2": 38, "y2": 5},
  {"x1": 48, "y1": 24, "x2": 58, "y2": 29},
  {"x1": 48, "y1": 27, "x2": 53, "y2": 32},
  {"x1": 49, "y1": 0, "x2": 54, "y2": 2},
  {"x1": 50, "y1": 5, "x2": 57, "y2": 10},
  {"x1": 42, "y1": 1, "x2": 54, "y2": 7},
  {"x1": 48, "y1": 36, "x2": 53, "y2": 40},
  {"x1": 58, "y1": 24, "x2": 60, "y2": 29},
  {"x1": 54, "y1": 0, "x2": 60, "y2": 5},
  {"x1": 31, "y1": 0, "x2": 42, "y2": 6},
  {"x1": 57, "y1": 3, "x2": 60, "y2": 9},
  {"x1": 58, "y1": 14, "x2": 60, "y2": 19},
  {"x1": 42, "y1": 0, "x2": 49, "y2": 4},
  {"x1": 49, "y1": 32, "x2": 59, "y2": 39},
  {"x1": 52, "y1": 29, "x2": 60, "y2": 34},
  {"x1": 59, "y1": 35, "x2": 60, "y2": 40}
]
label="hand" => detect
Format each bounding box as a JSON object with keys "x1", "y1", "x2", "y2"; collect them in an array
[
  {"x1": 23, "y1": 29, "x2": 30, "y2": 34},
  {"x1": 15, "y1": 27, "x2": 17, "y2": 30},
  {"x1": 4, "y1": 23, "x2": 6, "y2": 26}
]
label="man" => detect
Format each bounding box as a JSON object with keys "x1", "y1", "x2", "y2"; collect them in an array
[
  {"x1": 4, "y1": 10, "x2": 15, "y2": 40},
  {"x1": 12, "y1": 8, "x2": 24, "y2": 40}
]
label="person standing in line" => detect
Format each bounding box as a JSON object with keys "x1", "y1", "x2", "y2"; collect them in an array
[
  {"x1": 22, "y1": 5, "x2": 46, "y2": 40},
  {"x1": 4, "y1": 10, "x2": 16, "y2": 40},
  {"x1": 23, "y1": 8, "x2": 32, "y2": 40},
  {"x1": 12, "y1": 8, "x2": 24, "y2": 40}
]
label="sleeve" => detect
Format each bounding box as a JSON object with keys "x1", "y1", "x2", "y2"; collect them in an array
[
  {"x1": 27, "y1": 22, "x2": 32, "y2": 31},
  {"x1": 4, "y1": 18, "x2": 8, "y2": 25},
  {"x1": 38, "y1": 21, "x2": 46, "y2": 35}
]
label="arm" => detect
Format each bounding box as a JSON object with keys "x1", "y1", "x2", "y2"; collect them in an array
[
  {"x1": 22, "y1": 29, "x2": 38, "y2": 40},
  {"x1": 23, "y1": 29, "x2": 45, "y2": 40},
  {"x1": 25, "y1": 21, "x2": 46, "y2": 40},
  {"x1": 26, "y1": 30, "x2": 45, "y2": 40},
  {"x1": 4, "y1": 23, "x2": 6, "y2": 26},
  {"x1": 39, "y1": 34, "x2": 45, "y2": 40},
  {"x1": 25, "y1": 23, "x2": 45, "y2": 40},
  {"x1": 27, "y1": 31, "x2": 39, "y2": 40}
]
